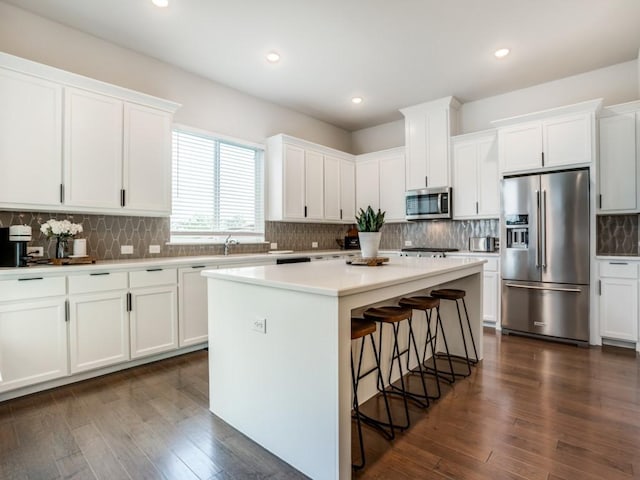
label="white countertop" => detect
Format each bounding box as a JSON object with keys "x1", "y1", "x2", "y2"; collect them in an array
[
  {"x1": 202, "y1": 256, "x2": 485, "y2": 297},
  {"x1": 446, "y1": 251, "x2": 500, "y2": 257}
]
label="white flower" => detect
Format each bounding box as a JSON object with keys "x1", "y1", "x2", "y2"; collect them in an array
[{"x1": 39, "y1": 219, "x2": 84, "y2": 238}]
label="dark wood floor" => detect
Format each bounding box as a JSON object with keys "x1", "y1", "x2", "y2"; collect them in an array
[{"x1": 2, "y1": 330, "x2": 640, "y2": 479}]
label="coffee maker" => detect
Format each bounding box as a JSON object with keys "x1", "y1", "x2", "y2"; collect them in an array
[{"x1": 0, "y1": 225, "x2": 32, "y2": 267}]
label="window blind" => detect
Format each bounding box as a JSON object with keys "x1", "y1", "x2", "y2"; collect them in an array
[{"x1": 171, "y1": 128, "x2": 264, "y2": 238}]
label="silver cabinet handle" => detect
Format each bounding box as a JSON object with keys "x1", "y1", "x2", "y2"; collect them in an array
[
  {"x1": 505, "y1": 283, "x2": 581, "y2": 293},
  {"x1": 609, "y1": 262, "x2": 628, "y2": 265}
]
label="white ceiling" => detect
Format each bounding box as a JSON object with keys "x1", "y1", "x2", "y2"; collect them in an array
[{"x1": 5, "y1": 0, "x2": 640, "y2": 131}]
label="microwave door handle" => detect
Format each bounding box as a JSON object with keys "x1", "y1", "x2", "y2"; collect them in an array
[{"x1": 437, "y1": 193, "x2": 443, "y2": 214}]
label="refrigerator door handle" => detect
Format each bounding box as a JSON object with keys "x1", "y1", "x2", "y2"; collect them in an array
[
  {"x1": 541, "y1": 189, "x2": 547, "y2": 268},
  {"x1": 535, "y1": 190, "x2": 541, "y2": 268},
  {"x1": 504, "y1": 283, "x2": 582, "y2": 293}
]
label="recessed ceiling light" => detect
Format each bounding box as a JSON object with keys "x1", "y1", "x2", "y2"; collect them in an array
[
  {"x1": 152, "y1": 0, "x2": 169, "y2": 7},
  {"x1": 494, "y1": 48, "x2": 510, "y2": 59},
  {"x1": 266, "y1": 52, "x2": 281, "y2": 63},
  {"x1": 351, "y1": 97, "x2": 363, "y2": 105}
]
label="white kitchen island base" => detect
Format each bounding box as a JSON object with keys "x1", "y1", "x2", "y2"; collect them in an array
[{"x1": 203, "y1": 257, "x2": 484, "y2": 480}]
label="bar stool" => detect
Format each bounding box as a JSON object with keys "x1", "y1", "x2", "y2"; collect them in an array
[
  {"x1": 351, "y1": 317, "x2": 393, "y2": 470},
  {"x1": 363, "y1": 305, "x2": 430, "y2": 430},
  {"x1": 397, "y1": 295, "x2": 454, "y2": 397},
  {"x1": 430, "y1": 288, "x2": 479, "y2": 378}
]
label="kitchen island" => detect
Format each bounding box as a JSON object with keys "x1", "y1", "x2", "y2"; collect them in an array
[{"x1": 202, "y1": 256, "x2": 485, "y2": 480}]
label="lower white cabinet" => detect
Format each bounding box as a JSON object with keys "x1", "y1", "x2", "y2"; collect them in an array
[
  {"x1": 178, "y1": 265, "x2": 213, "y2": 347},
  {"x1": 0, "y1": 298, "x2": 68, "y2": 393},
  {"x1": 598, "y1": 260, "x2": 639, "y2": 343}
]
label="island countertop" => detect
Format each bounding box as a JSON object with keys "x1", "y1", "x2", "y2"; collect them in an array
[{"x1": 202, "y1": 256, "x2": 486, "y2": 297}]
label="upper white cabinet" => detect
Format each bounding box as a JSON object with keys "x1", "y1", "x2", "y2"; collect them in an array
[
  {"x1": 355, "y1": 148, "x2": 406, "y2": 223},
  {"x1": 0, "y1": 68, "x2": 63, "y2": 208},
  {"x1": 597, "y1": 101, "x2": 640, "y2": 213},
  {"x1": 0, "y1": 52, "x2": 179, "y2": 216},
  {"x1": 400, "y1": 96, "x2": 460, "y2": 190},
  {"x1": 452, "y1": 130, "x2": 499, "y2": 219},
  {"x1": 267, "y1": 134, "x2": 355, "y2": 223},
  {"x1": 493, "y1": 99, "x2": 601, "y2": 175}
]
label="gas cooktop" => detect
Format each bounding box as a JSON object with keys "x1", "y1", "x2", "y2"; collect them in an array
[{"x1": 401, "y1": 247, "x2": 459, "y2": 253}]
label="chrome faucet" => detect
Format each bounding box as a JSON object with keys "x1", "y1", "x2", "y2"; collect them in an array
[{"x1": 224, "y1": 235, "x2": 238, "y2": 256}]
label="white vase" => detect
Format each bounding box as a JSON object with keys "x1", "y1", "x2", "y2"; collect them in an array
[{"x1": 358, "y1": 232, "x2": 382, "y2": 258}]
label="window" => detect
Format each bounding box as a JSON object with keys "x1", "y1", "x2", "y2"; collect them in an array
[{"x1": 171, "y1": 126, "x2": 264, "y2": 242}]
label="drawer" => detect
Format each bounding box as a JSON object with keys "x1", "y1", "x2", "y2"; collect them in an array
[
  {"x1": 599, "y1": 261, "x2": 638, "y2": 279},
  {"x1": 130, "y1": 268, "x2": 177, "y2": 288},
  {"x1": 0, "y1": 276, "x2": 66, "y2": 302},
  {"x1": 68, "y1": 271, "x2": 128, "y2": 294}
]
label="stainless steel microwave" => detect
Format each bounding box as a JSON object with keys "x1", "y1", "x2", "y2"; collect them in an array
[{"x1": 405, "y1": 187, "x2": 452, "y2": 220}]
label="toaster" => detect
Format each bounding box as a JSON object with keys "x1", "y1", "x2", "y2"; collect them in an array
[{"x1": 469, "y1": 236, "x2": 497, "y2": 252}]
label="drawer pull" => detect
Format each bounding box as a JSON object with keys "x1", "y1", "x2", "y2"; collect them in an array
[
  {"x1": 146, "y1": 268, "x2": 163, "y2": 272},
  {"x1": 609, "y1": 262, "x2": 628, "y2": 265},
  {"x1": 191, "y1": 265, "x2": 206, "y2": 269},
  {"x1": 90, "y1": 272, "x2": 110, "y2": 276},
  {"x1": 18, "y1": 277, "x2": 43, "y2": 282}
]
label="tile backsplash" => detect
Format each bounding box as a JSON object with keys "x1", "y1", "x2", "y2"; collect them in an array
[
  {"x1": 0, "y1": 210, "x2": 501, "y2": 260},
  {"x1": 596, "y1": 214, "x2": 639, "y2": 256}
]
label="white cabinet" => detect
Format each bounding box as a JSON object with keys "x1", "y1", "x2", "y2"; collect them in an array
[
  {"x1": 0, "y1": 69, "x2": 63, "y2": 209},
  {"x1": 123, "y1": 103, "x2": 173, "y2": 215},
  {"x1": 129, "y1": 268, "x2": 178, "y2": 359},
  {"x1": 598, "y1": 260, "x2": 639, "y2": 343},
  {"x1": 598, "y1": 102, "x2": 640, "y2": 213},
  {"x1": 356, "y1": 148, "x2": 406, "y2": 222},
  {"x1": 340, "y1": 159, "x2": 356, "y2": 222},
  {"x1": 0, "y1": 274, "x2": 68, "y2": 394},
  {"x1": 267, "y1": 134, "x2": 355, "y2": 223},
  {"x1": 452, "y1": 131, "x2": 499, "y2": 219},
  {"x1": 68, "y1": 272, "x2": 129, "y2": 373},
  {"x1": 494, "y1": 100, "x2": 600, "y2": 175},
  {"x1": 400, "y1": 96, "x2": 460, "y2": 189},
  {"x1": 178, "y1": 265, "x2": 213, "y2": 347}
]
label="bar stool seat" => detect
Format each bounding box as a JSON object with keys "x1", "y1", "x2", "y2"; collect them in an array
[
  {"x1": 397, "y1": 296, "x2": 439, "y2": 310},
  {"x1": 350, "y1": 317, "x2": 393, "y2": 470},
  {"x1": 363, "y1": 306, "x2": 412, "y2": 324},
  {"x1": 430, "y1": 288, "x2": 479, "y2": 377}
]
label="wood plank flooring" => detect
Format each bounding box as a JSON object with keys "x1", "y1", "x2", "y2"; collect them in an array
[{"x1": 2, "y1": 330, "x2": 640, "y2": 479}]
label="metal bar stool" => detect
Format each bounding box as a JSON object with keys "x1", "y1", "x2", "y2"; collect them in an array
[
  {"x1": 351, "y1": 317, "x2": 394, "y2": 470},
  {"x1": 430, "y1": 288, "x2": 479, "y2": 378},
  {"x1": 363, "y1": 305, "x2": 430, "y2": 431},
  {"x1": 398, "y1": 295, "x2": 455, "y2": 397}
]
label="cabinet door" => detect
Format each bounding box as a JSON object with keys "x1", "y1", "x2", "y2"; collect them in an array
[
  {"x1": 404, "y1": 111, "x2": 428, "y2": 190},
  {"x1": 452, "y1": 141, "x2": 478, "y2": 218},
  {"x1": 482, "y1": 271, "x2": 499, "y2": 325},
  {"x1": 477, "y1": 135, "x2": 500, "y2": 217},
  {"x1": 0, "y1": 69, "x2": 63, "y2": 208},
  {"x1": 543, "y1": 114, "x2": 592, "y2": 168},
  {"x1": 498, "y1": 123, "x2": 542, "y2": 173},
  {"x1": 405, "y1": 108, "x2": 449, "y2": 189},
  {"x1": 283, "y1": 144, "x2": 306, "y2": 219},
  {"x1": 0, "y1": 299, "x2": 68, "y2": 393},
  {"x1": 599, "y1": 277, "x2": 638, "y2": 342},
  {"x1": 379, "y1": 154, "x2": 406, "y2": 222},
  {"x1": 340, "y1": 160, "x2": 356, "y2": 223},
  {"x1": 69, "y1": 292, "x2": 129, "y2": 373},
  {"x1": 599, "y1": 113, "x2": 637, "y2": 212},
  {"x1": 178, "y1": 266, "x2": 211, "y2": 347},
  {"x1": 64, "y1": 87, "x2": 123, "y2": 209},
  {"x1": 123, "y1": 103, "x2": 172, "y2": 215},
  {"x1": 356, "y1": 159, "x2": 380, "y2": 212},
  {"x1": 305, "y1": 149, "x2": 324, "y2": 220},
  {"x1": 323, "y1": 155, "x2": 341, "y2": 221},
  {"x1": 130, "y1": 286, "x2": 178, "y2": 358}
]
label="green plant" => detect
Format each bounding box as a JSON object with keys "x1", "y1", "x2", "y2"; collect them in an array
[{"x1": 355, "y1": 206, "x2": 386, "y2": 232}]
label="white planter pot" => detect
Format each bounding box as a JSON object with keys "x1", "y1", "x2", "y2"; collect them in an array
[{"x1": 358, "y1": 232, "x2": 382, "y2": 258}]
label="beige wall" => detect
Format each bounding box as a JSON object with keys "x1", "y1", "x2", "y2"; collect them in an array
[
  {"x1": 352, "y1": 59, "x2": 639, "y2": 154},
  {"x1": 0, "y1": 2, "x2": 352, "y2": 152}
]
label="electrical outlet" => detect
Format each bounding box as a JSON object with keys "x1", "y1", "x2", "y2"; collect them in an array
[
  {"x1": 252, "y1": 317, "x2": 267, "y2": 334},
  {"x1": 270, "y1": 242, "x2": 278, "y2": 250},
  {"x1": 121, "y1": 245, "x2": 134, "y2": 255},
  {"x1": 27, "y1": 246, "x2": 44, "y2": 257},
  {"x1": 149, "y1": 245, "x2": 161, "y2": 254},
  {"x1": 312, "y1": 242, "x2": 318, "y2": 248},
  {"x1": 404, "y1": 240, "x2": 412, "y2": 247}
]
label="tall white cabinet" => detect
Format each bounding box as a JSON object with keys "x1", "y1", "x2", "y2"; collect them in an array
[
  {"x1": 451, "y1": 130, "x2": 499, "y2": 219},
  {"x1": 401, "y1": 96, "x2": 460, "y2": 189}
]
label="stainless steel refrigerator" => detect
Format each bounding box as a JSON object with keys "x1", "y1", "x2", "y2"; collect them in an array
[{"x1": 501, "y1": 169, "x2": 589, "y2": 344}]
